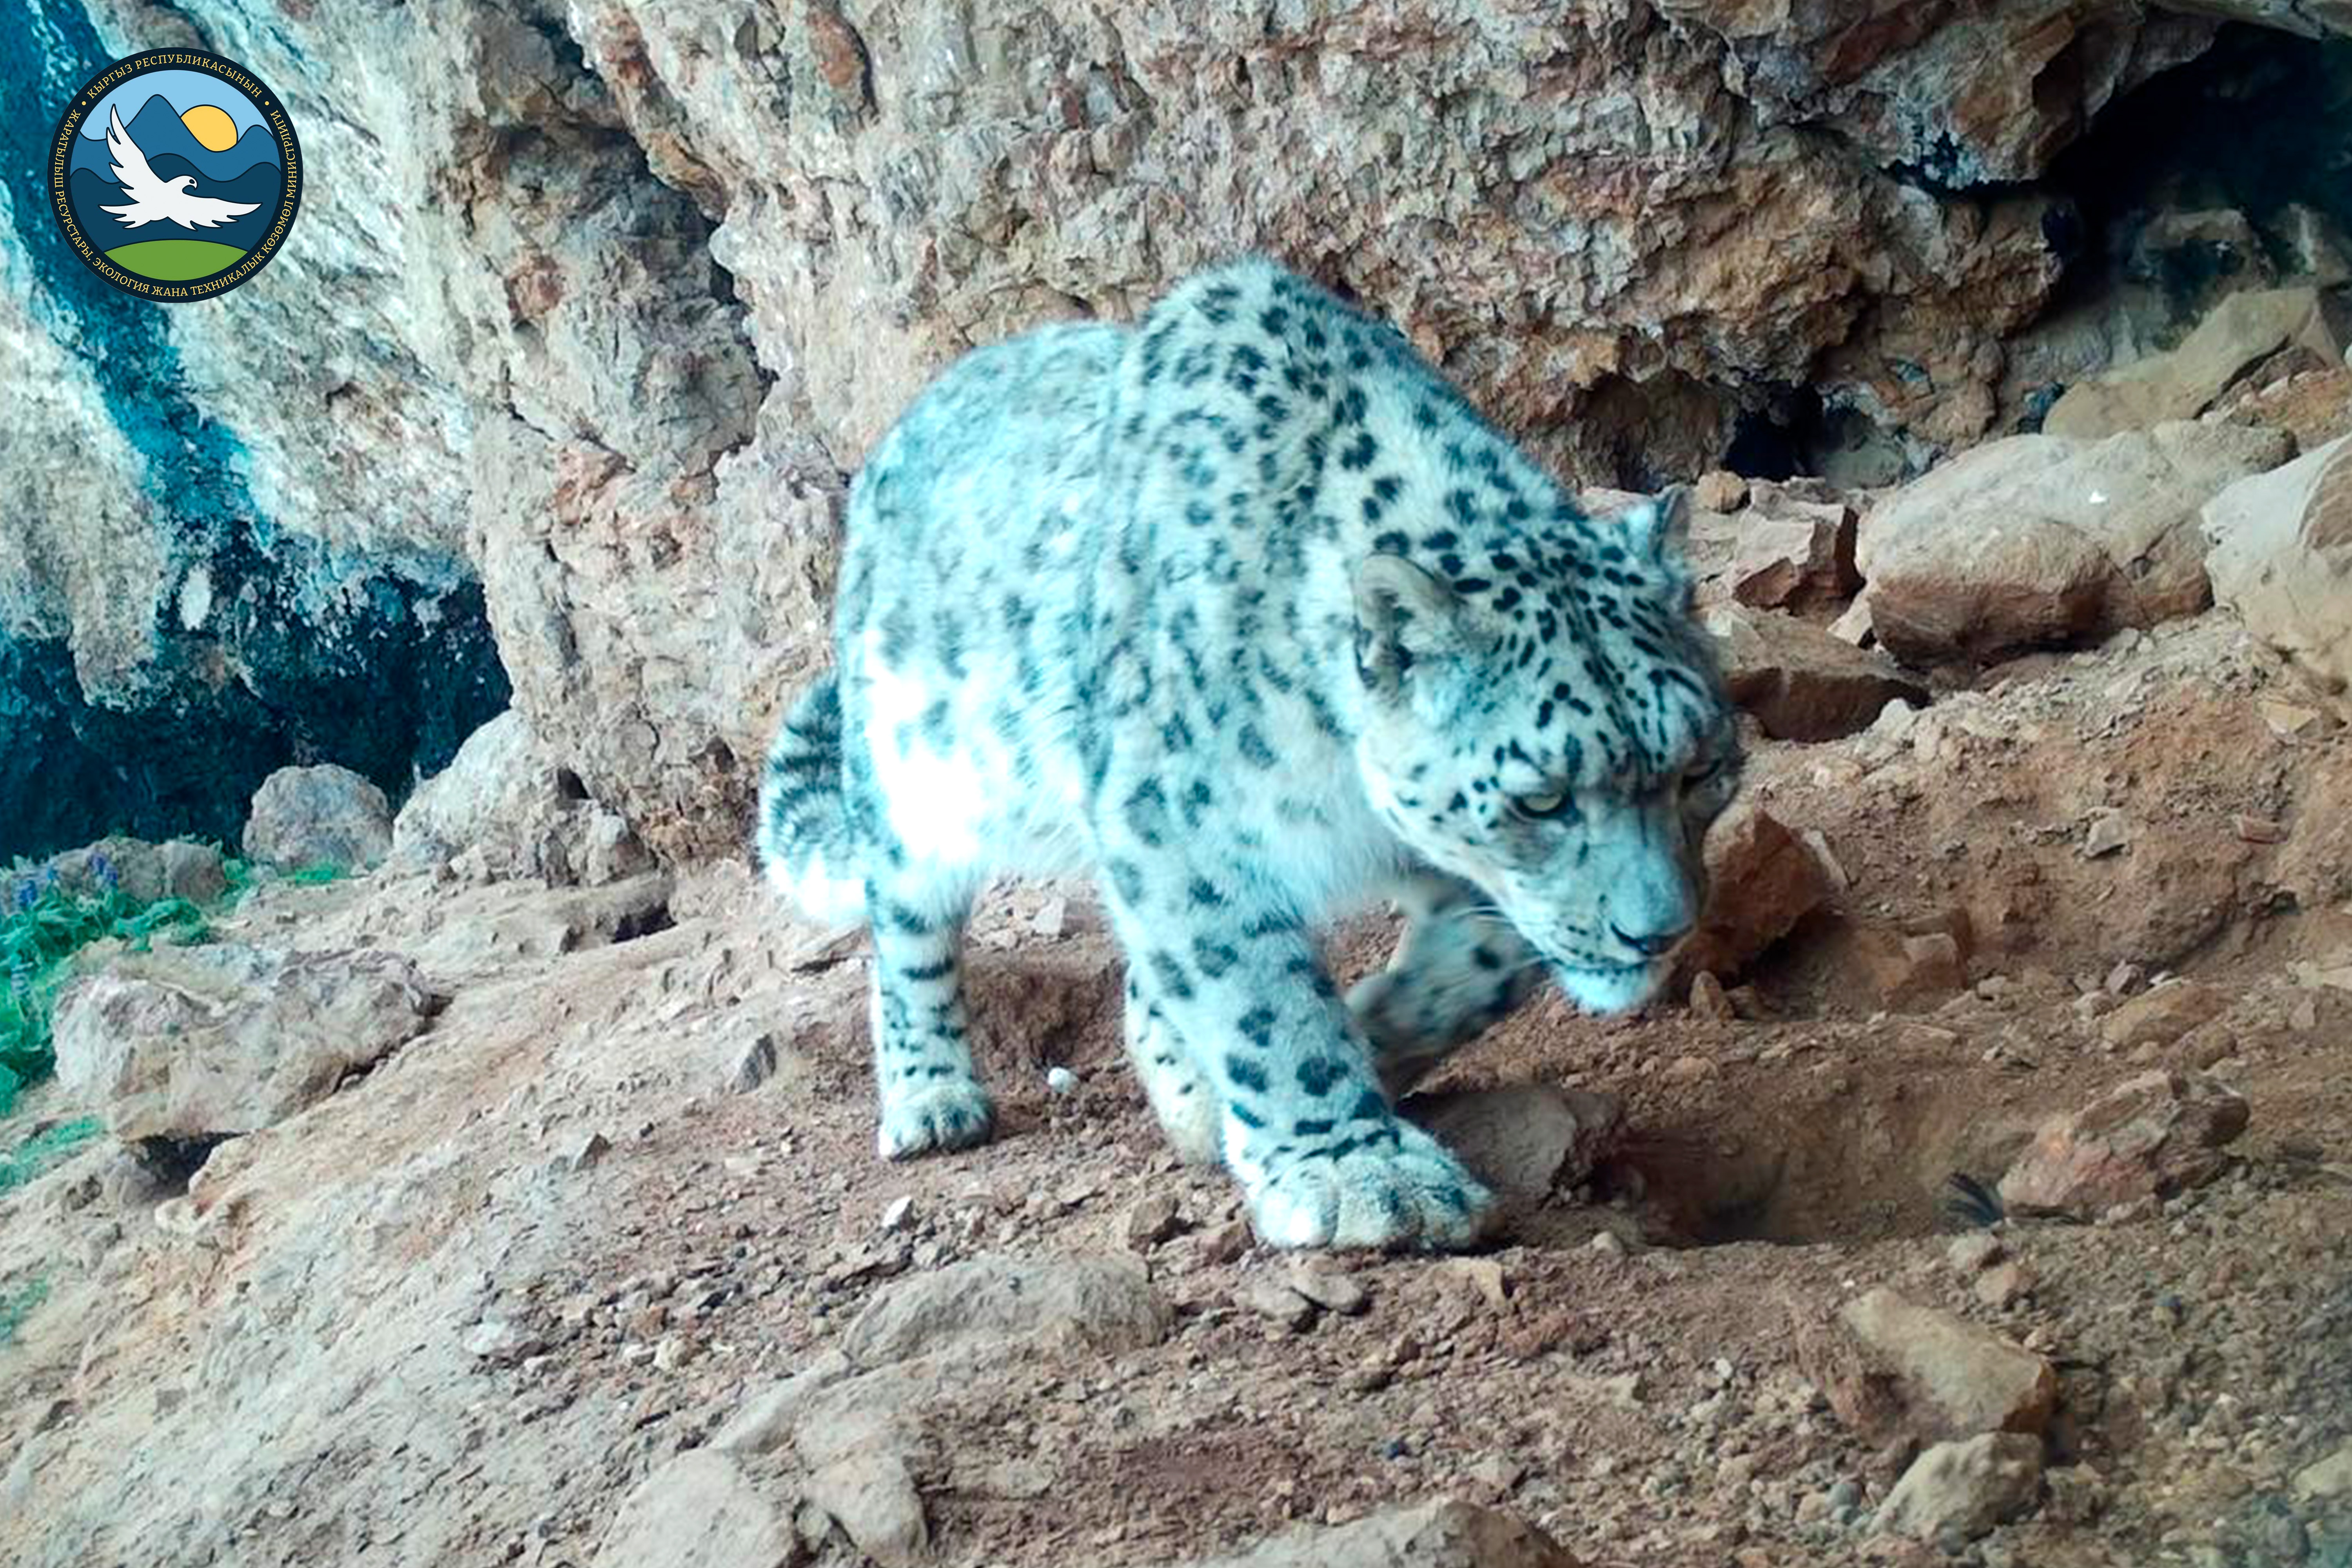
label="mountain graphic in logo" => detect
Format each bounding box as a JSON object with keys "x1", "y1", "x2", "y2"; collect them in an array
[{"x1": 48, "y1": 50, "x2": 302, "y2": 300}]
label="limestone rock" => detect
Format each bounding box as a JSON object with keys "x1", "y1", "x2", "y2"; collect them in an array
[
  {"x1": 242, "y1": 765, "x2": 394, "y2": 873},
  {"x1": 1174, "y1": 1499, "x2": 1585, "y2": 1568},
  {"x1": 1857, "y1": 421, "x2": 2292, "y2": 663},
  {"x1": 1408, "y1": 1085, "x2": 1624, "y2": 1197},
  {"x1": 2098, "y1": 980, "x2": 2229, "y2": 1050},
  {"x1": 1873, "y1": 1433, "x2": 2044, "y2": 1544},
  {"x1": 1729, "y1": 488, "x2": 1858, "y2": 610},
  {"x1": 838, "y1": 1254, "x2": 1172, "y2": 1366},
  {"x1": 1680, "y1": 803, "x2": 1835, "y2": 979},
  {"x1": 53, "y1": 945, "x2": 440, "y2": 1145},
  {"x1": 594, "y1": 1450, "x2": 801, "y2": 1568},
  {"x1": 36, "y1": 837, "x2": 227, "y2": 907},
  {"x1": 1997, "y1": 1070, "x2": 2250, "y2": 1218},
  {"x1": 1704, "y1": 604, "x2": 1928, "y2": 742},
  {"x1": 1693, "y1": 470, "x2": 1749, "y2": 513},
  {"x1": 1838, "y1": 1289, "x2": 2058, "y2": 1442},
  {"x1": 803, "y1": 1442, "x2": 927, "y2": 1568},
  {"x1": 2204, "y1": 435, "x2": 2352, "y2": 691},
  {"x1": 2046, "y1": 286, "x2": 2346, "y2": 438}
]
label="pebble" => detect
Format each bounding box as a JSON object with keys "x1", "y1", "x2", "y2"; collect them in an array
[
  {"x1": 1442, "y1": 1257, "x2": 1510, "y2": 1309},
  {"x1": 1973, "y1": 1262, "x2": 2032, "y2": 1308},
  {"x1": 1237, "y1": 1276, "x2": 1316, "y2": 1331},
  {"x1": 1123, "y1": 1194, "x2": 1184, "y2": 1249},
  {"x1": 879, "y1": 1196, "x2": 915, "y2": 1232},
  {"x1": 1287, "y1": 1265, "x2": 1369, "y2": 1316},
  {"x1": 1689, "y1": 971, "x2": 1736, "y2": 1022},
  {"x1": 1589, "y1": 1230, "x2": 1628, "y2": 1258},
  {"x1": 1045, "y1": 1067, "x2": 1078, "y2": 1094},
  {"x1": 1946, "y1": 1233, "x2": 2005, "y2": 1276},
  {"x1": 1030, "y1": 896, "x2": 1069, "y2": 938}
]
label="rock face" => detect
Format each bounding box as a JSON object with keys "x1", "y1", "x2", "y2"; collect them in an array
[
  {"x1": 1997, "y1": 1070, "x2": 2251, "y2": 1218},
  {"x1": 18, "y1": 0, "x2": 2339, "y2": 863},
  {"x1": 2045, "y1": 286, "x2": 2346, "y2": 438},
  {"x1": 1857, "y1": 421, "x2": 2292, "y2": 663},
  {"x1": 2204, "y1": 435, "x2": 2352, "y2": 692},
  {"x1": 242, "y1": 766, "x2": 396, "y2": 873},
  {"x1": 53, "y1": 944, "x2": 440, "y2": 1145}
]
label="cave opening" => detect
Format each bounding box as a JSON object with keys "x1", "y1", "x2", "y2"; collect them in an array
[{"x1": 2043, "y1": 22, "x2": 2352, "y2": 332}]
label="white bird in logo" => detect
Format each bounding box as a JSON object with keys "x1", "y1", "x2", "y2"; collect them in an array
[{"x1": 97, "y1": 105, "x2": 261, "y2": 230}]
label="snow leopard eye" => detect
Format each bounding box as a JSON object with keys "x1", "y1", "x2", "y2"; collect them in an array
[{"x1": 1515, "y1": 788, "x2": 1573, "y2": 820}]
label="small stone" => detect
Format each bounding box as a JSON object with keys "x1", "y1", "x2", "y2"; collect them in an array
[
  {"x1": 2099, "y1": 982, "x2": 2228, "y2": 1051},
  {"x1": 1873, "y1": 1432, "x2": 2043, "y2": 1543},
  {"x1": 1838, "y1": 1288, "x2": 2057, "y2": 1441},
  {"x1": 1589, "y1": 1230, "x2": 1628, "y2": 1258},
  {"x1": 1044, "y1": 1066, "x2": 1078, "y2": 1095},
  {"x1": 2231, "y1": 814, "x2": 2286, "y2": 844},
  {"x1": 1198, "y1": 1219, "x2": 1253, "y2": 1265},
  {"x1": 2295, "y1": 1442, "x2": 2352, "y2": 1500},
  {"x1": 1287, "y1": 1265, "x2": 1368, "y2": 1316},
  {"x1": 2261, "y1": 698, "x2": 2324, "y2": 740},
  {"x1": 465, "y1": 1318, "x2": 539, "y2": 1364},
  {"x1": 879, "y1": 1196, "x2": 915, "y2": 1232},
  {"x1": 730, "y1": 1031, "x2": 784, "y2": 1093},
  {"x1": 1678, "y1": 802, "x2": 1835, "y2": 979},
  {"x1": 1408, "y1": 1085, "x2": 1623, "y2": 1197},
  {"x1": 1030, "y1": 896, "x2": 1069, "y2": 938},
  {"x1": 1694, "y1": 469, "x2": 1748, "y2": 512},
  {"x1": 1945, "y1": 1233, "x2": 2005, "y2": 1276},
  {"x1": 1238, "y1": 1276, "x2": 1317, "y2": 1330},
  {"x1": 557, "y1": 1130, "x2": 612, "y2": 1172},
  {"x1": 1688, "y1": 971, "x2": 1735, "y2": 1021},
  {"x1": 1443, "y1": 1257, "x2": 1510, "y2": 1310},
  {"x1": 1973, "y1": 1262, "x2": 2032, "y2": 1308},
  {"x1": 1998, "y1": 1070, "x2": 2250, "y2": 1218},
  {"x1": 652, "y1": 1334, "x2": 700, "y2": 1370},
  {"x1": 2081, "y1": 809, "x2": 2132, "y2": 858},
  {"x1": 1662, "y1": 1054, "x2": 1715, "y2": 1085},
  {"x1": 1124, "y1": 1194, "x2": 1184, "y2": 1249}
]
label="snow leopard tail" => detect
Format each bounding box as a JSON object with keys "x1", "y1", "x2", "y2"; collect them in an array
[{"x1": 756, "y1": 672, "x2": 867, "y2": 926}]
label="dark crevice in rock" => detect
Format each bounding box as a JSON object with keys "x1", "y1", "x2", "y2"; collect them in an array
[{"x1": 2043, "y1": 24, "x2": 2352, "y2": 330}]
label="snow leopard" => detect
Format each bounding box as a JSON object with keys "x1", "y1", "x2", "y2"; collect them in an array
[{"x1": 757, "y1": 258, "x2": 1739, "y2": 1250}]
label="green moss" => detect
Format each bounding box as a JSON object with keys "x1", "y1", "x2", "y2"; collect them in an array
[{"x1": 1, "y1": 862, "x2": 218, "y2": 1114}]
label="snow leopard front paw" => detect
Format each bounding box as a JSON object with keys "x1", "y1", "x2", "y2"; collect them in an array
[
  {"x1": 1234, "y1": 1117, "x2": 1494, "y2": 1250},
  {"x1": 877, "y1": 1080, "x2": 996, "y2": 1160}
]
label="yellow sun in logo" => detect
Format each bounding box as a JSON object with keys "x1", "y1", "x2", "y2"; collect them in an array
[{"x1": 179, "y1": 103, "x2": 237, "y2": 152}]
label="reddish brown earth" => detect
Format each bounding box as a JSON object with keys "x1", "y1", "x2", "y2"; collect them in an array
[{"x1": 1, "y1": 614, "x2": 2349, "y2": 1567}]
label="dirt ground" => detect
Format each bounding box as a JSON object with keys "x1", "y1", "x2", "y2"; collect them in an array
[{"x1": 1, "y1": 612, "x2": 2349, "y2": 1568}]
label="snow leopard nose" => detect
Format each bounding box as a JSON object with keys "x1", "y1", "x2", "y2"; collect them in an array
[{"x1": 1610, "y1": 919, "x2": 1690, "y2": 959}]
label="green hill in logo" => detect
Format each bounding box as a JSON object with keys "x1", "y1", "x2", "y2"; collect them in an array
[{"x1": 105, "y1": 238, "x2": 247, "y2": 280}]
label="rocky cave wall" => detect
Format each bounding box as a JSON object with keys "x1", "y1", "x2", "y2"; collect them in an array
[{"x1": 2, "y1": 0, "x2": 2347, "y2": 865}]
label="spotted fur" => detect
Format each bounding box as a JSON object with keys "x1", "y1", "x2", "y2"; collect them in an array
[{"x1": 758, "y1": 260, "x2": 1739, "y2": 1250}]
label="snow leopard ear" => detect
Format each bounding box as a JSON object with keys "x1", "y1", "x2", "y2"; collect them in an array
[
  {"x1": 1352, "y1": 554, "x2": 1473, "y2": 697},
  {"x1": 1619, "y1": 486, "x2": 1692, "y2": 563}
]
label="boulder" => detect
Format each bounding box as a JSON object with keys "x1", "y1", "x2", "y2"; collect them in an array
[
  {"x1": 1837, "y1": 1289, "x2": 2057, "y2": 1443},
  {"x1": 242, "y1": 765, "x2": 394, "y2": 873},
  {"x1": 593, "y1": 1450, "x2": 801, "y2": 1568},
  {"x1": 2098, "y1": 981, "x2": 2229, "y2": 1051},
  {"x1": 2203, "y1": 434, "x2": 2352, "y2": 691},
  {"x1": 1704, "y1": 604, "x2": 1928, "y2": 742},
  {"x1": 35, "y1": 837, "x2": 227, "y2": 907},
  {"x1": 1729, "y1": 487, "x2": 1858, "y2": 610},
  {"x1": 53, "y1": 944, "x2": 439, "y2": 1145},
  {"x1": 2045, "y1": 286, "x2": 2346, "y2": 438},
  {"x1": 1873, "y1": 1433, "x2": 2044, "y2": 1544},
  {"x1": 1997, "y1": 1070, "x2": 2250, "y2": 1218},
  {"x1": 1857, "y1": 421, "x2": 2292, "y2": 664},
  {"x1": 1680, "y1": 803, "x2": 1835, "y2": 979},
  {"x1": 394, "y1": 710, "x2": 659, "y2": 886}
]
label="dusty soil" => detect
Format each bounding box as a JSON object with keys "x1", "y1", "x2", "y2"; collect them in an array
[{"x1": 1, "y1": 614, "x2": 2349, "y2": 1568}]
